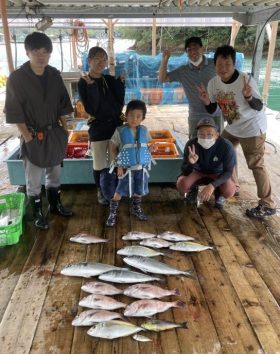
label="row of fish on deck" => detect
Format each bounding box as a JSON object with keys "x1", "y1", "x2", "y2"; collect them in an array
[{"x1": 61, "y1": 231, "x2": 214, "y2": 340}]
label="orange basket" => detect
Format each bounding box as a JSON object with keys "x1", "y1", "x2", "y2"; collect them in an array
[
  {"x1": 68, "y1": 131, "x2": 89, "y2": 144},
  {"x1": 149, "y1": 130, "x2": 175, "y2": 143},
  {"x1": 151, "y1": 142, "x2": 179, "y2": 158}
]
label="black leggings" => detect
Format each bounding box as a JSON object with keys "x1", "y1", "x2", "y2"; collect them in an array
[{"x1": 93, "y1": 170, "x2": 101, "y2": 188}]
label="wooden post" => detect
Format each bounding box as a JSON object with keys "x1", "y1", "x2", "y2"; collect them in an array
[
  {"x1": 107, "y1": 19, "x2": 115, "y2": 76},
  {"x1": 0, "y1": 0, "x2": 14, "y2": 73},
  {"x1": 230, "y1": 20, "x2": 241, "y2": 47},
  {"x1": 262, "y1": 21, "x2": 278, "y2": 105},
  {"x1": 152, "y1": 17, "x2": 157, "y2": 56}
]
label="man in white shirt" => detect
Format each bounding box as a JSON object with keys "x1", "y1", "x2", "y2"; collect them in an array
[{"x1": 198, "y1": 45, "x2": 276, "y2": 219}]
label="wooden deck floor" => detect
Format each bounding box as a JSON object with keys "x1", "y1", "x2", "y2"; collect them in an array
[{"x1": 1, "y1": 105, "x2": 280, "y2": 353}]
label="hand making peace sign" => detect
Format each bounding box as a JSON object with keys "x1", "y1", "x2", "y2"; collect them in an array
[
  {"x1": 188, "y1": 144, "x2": 199, "y2": 164},
  {"x1": 82, "y1": 74, "x2": 95, "y2": 85},
  {"x1": 162, "y1": 49, "x2": 171, "y2": 62},
  {"x1": 242, "y1": 76, "x2": 252, "y2": 98},
  {"x1": 197, "y1": 83, "x2": 211, "y2": 105}
]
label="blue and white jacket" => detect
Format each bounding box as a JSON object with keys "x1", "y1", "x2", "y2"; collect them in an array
[{"x1": 116, "y1": 124, "x2": 151, "y2": 168}]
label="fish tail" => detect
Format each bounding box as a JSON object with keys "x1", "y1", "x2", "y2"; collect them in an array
[
  {"x1": 175, "y1": 300, "x2": 186, "y2": 308},
  {"x1": 156, "y1": 277, "x2": 165, "y2": 283},
  {"x1": 162, "y1": 250, "x2": 174, "y2": 259},
  {"x1": 172, "y1": 288, "x2": 180, "y2": 296},
  {"x1": 183, "y1": 269, "x2": 197, "y2": 280},
  {"x1": 180, "y1": 321, "x2": 188, "y2": 329},
  {"x1": 120, "y1": 313, "x2": 128, "y2": 321}
]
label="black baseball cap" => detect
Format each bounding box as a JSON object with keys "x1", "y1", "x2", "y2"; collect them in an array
[
  {"x1": 196, "y1": 117, "x2": 218, "y2": 130},
  {"x1": 185, "y1": 37, "x2": 203, "y2": 50}
]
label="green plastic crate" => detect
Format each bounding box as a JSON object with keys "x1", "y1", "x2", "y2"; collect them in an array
[{"x1": 0, "y1": 193, "x2": 25, "y2": 247}]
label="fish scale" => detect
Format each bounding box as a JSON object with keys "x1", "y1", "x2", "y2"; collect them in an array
[
  {"x1": 61, "y1": 262, "x2": 127, "y2": 278},
  {"x1": 123, "y1": 256, "x2": 194, "y2": 277},
  {"x1": 79, "y1": 294, "x2": 126, "y2": 310},
  {"x1": 117, "y1": 245, "x2": 165, "y2": 257},
  {"x1": 124, "y1": 299, "x2": 185, "y2": 317},
  {"x1": 123, "y1": 283, "x2": 180, "y2": 299},
  {"x1": 98, "y1": 269, "x2": 161, "y2": 283},
  {"x1": 87, "y1": 320, "x2": 144, "y2": 339}
]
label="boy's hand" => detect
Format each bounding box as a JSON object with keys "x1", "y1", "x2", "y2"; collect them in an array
[
  {"x1": 82, "y1": 74, "x2": 95, "y2": 85},
  {"x1": 199, "y1": 184, "x2": 215, "y2": 202},
  {"x1": 162, "y1": 49, "x2": 171, "y2": 62},
  {"x1": 197, "y1": 83, "x2": 211, "y2": 105},
  {"x1": 188, "y1": 144, "x2": 198, "y2": 164},
  {"x1": 242, "y1": 76, "x2": 252, "y2": 98},
  {"x1": 117, "y1": 166, "x2": 124, "y2": 177}
]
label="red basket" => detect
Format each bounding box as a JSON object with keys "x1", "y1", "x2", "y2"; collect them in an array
[{"x1": 66, "y1": 143, "x2": 89, "y2": 158}]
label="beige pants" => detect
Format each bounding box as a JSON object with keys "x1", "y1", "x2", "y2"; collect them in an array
[
  {"x1": 90, "y1": 140, "x2": 113, "y2": 171},
  {"x1": 222, "y1": 130, "x2": 275, "y2": 208}
]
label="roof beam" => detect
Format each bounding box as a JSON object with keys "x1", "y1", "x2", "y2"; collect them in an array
[
  {"x1": 6, "y1": 5, "x2": 254, "y2": 19},
  {"x1": 247, "y1": 7, "x2": 280, "y2": 25}
]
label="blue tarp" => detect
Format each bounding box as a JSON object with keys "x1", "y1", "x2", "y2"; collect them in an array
[{"x1": 82, "y1": 51, "x2": 244, "y2": 105}]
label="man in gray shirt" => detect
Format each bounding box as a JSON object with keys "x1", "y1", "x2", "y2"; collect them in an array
[
  {"x1": 5, "y1": 32, "x2": 73, "y2": 230},
  {"x1": 159, "y1": 36, "x2": 222, "y2": 138}
]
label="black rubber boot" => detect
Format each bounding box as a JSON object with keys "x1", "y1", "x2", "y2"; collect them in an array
[
  {"x1": 97, "y1": 188, "x2": 109, "y2": 205},
  {"x1": 131, "y1": 197, "x2": 148, "y2": 221},
  {"x1": 106, "y1": 200, "x2": 119, "y2": 227},
  {"x1": 29, "y1": 195, "x2": 49, "y2": 230},
  {"x1": 46, "y1": 188, "x2": 73, "y2": 217}
]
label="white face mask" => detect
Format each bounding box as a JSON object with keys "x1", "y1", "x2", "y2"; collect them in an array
[
  {"x1": 198, "y1": 138, "x2": 216, "y2": 149},
  {"x1": 189, "y1": 56, "x2": 203, "y2": 67}
]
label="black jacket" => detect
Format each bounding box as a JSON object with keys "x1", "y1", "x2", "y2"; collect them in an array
[
  {"x1": 181, "y1": 136, "x2": 236, "y2": 188},
  {"x1": 78, "y1": 74, "x2": 125, "y2": 141}
]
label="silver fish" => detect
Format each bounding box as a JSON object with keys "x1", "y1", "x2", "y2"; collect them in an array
[
  {"x1": 132, "y1": 334, "x2": 152, "y2": 342},
  {"x1": 123, "y1": 256, "x2": 194, "y2": 277},
  {"x1": 81, "y1": 281, "x2": 123, "y2": 295},
  {"x1": 72, "y1": 309, "x2": 125, "y2": 326},
  {"x1": 140, "y1": 238, "x2": 172, "y2": 248},
  {"x1": 123, "y1": 283, "x2": 180, "y2": 299},
  {"x1": 69, "y1": 233, "x2": 108, "y2": 244},
  {"x1": 122, "y1": 231, "x2": 156, "y2": 240},
  {"x1": 61, "y1": 262, "x2": 126, "y2": 278},
  {"x1": 79, "y1": 294, "x2": 126, "y2": 310},
  {"x1": 141, "y1": 319, "x2": 188, "y2": 332},
  {"x1": 157, "y1": 231, "x2": 195, "y2": 242},
  {"x1": 99, "y1": 269, "x2": 161, "y2": 283},
  {"x1": 117, "y1": 246, "x2": 164, "y2": 257},
  {"x1": 87, "y1": 320, "x2": 143, "y2": 339},
  {"x1": 124, "y1": 299, "x2": 185, "y2": 317},
  {"x1": 170, "y1": 241, "x2": 214, "y2": 252}
]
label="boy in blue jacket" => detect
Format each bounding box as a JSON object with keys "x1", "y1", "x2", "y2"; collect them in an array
[{"x1": 106, "y1": 100, "x2": 155, "y2": 227}]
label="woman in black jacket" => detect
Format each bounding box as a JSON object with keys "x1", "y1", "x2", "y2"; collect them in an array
[{"x1": 78, "y1": 47, "x2": 125, "y2": 204}]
